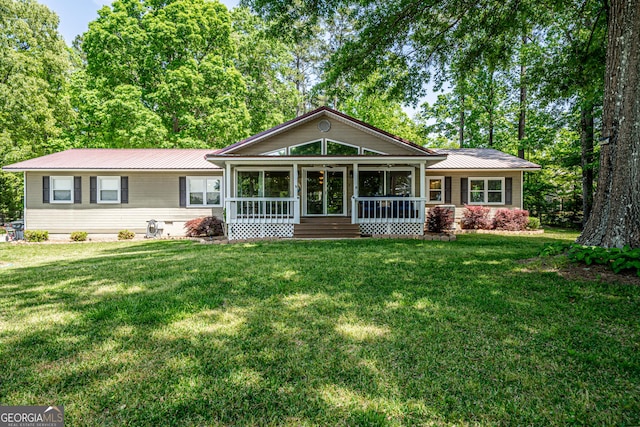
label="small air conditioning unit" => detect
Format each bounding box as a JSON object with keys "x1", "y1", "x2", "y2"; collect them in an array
[{"x1": 145, "y1": 219, "x2": 165, "y2": 238}]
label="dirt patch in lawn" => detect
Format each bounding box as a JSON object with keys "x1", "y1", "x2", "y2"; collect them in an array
[{"x1": 519, "y1": 256, "x2": 640, "y2": 286}]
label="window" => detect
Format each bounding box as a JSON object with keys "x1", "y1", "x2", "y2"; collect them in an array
[
  {"x1": 427, "y1": 176, "x2": 445, "y2": 203},
  {"x1": 97, "y1": 176, "x2": 120, "y2": 203},
  {"x1": 359, "y1": 169, "x2": 413, "y2": 197},
  {"x1": 187, "y1": 177, "x2": 222, "y2": 206},
  {"x1": 362, "y1": 148, "x2": 386, "y2": 155},
  {"x1": 50, "y1": 176, "x2": 73, "y2": 203},
  {"x1": 469, "y1": 177, "x2": 504, "y2": 204},
  {"x1": 264, "y1": 148, "x2": 286, "y2": 156},
  {"x1": 237, "y1": 170, "x2": 291, "y2": 197},
  {"x1": 289, "y1": 141, "x2": 322, "y2": 155},
  {"x1": 326, "y1": 140, "x2": 359, "y2": 155}
]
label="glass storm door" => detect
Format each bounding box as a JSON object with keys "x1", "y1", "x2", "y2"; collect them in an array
[{"x1": 303, "y1": 168, "x2": 346, "y2": 216}]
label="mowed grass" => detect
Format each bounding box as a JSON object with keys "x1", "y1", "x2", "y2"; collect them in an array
[{"x1": 0, "y1": 231, "x2": 638, "y2": 426}]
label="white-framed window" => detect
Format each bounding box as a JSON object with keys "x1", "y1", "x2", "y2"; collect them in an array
[
  {"x1": 236, "y1": 169, "x2": 291, "y2": 198},
  {"x1": 261, "y1": 139, "x2": 389, "y2": 156},
  {"x1": 427, "y1": 176, "x2": 445, "y2": 203},
  {"x1": 50, "y1": 176, "x2": 74, "y2": 203},
  {"x1": 187, "y1": 177, "x2": 222, "y2": 207},
  {"x1": 358, "y1": 168, "x2": 414, "y2": 197},
  {"x1": 469, "y1": 177, "x2": 505, "y2": 204},
  {"x1": 97, "y1": 176, "x2": 121, "y2": 203}
]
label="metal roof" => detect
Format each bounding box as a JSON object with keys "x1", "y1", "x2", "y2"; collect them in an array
[
  {"x1": 428, "y1": 148, "x2": 541, "y2": 170},
  {"x1": 3, "y1": 148, "x2": 221, "y2": 171}
]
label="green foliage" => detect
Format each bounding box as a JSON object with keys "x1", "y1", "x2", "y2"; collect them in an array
[
  {"x1": 527, "y1": 217, "x2": 541, "y2": 230},
  {"x1": 539, "y1": 242, "x2": 571, "y2": 257},
  {"x1": 24, "y1": 230, "x2": 49, "y2": 242},
  {"x1": 70, "y1": 231, "x2": 88, "y2": 242},
  {"x1": 567, "y1": 245, "x2": 640, "y2": 276},
  {"x1": 0, "y1": 227, "x2": 6, "y2": 235},
  {"x1": 0, "y1": 0, "x2": 75, "y2": 220},
  {"x1": 79, "y1": 0, "x2": 251, "y2": 148},
  {"x1": 117, "y1": 230, "x2": 135, "y2": 240}
]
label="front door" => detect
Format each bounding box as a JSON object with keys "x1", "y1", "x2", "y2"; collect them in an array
[{"x1": 303, "y1": 168, "x2": 347, "y2": 216}]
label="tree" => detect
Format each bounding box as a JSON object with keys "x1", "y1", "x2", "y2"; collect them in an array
[
  {"x1": 0, "y1": 0, "x2": 75, "y2": 220},
  {"x1": 231, "y1": 7, "x2": 299, "y2": 134},
  {"x1": 577, "y1": 0, "x2": 640, "y2": 248},
  {"x1": 80, "y1": 0, "x2": 251, "y2": 148}
]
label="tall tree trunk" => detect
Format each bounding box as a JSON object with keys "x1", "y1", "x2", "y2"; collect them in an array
[
  {"x1": 518, "y1": 36, "x2": 527, "y2": 159},
  {"x1": 578, "y1": 0, "x2": 640, "y2": 248},
  {"x1": 459, "y1": 93, "x2": 465, "y2": 148},
  {"x1": 580, "y1": 102, "x2": 595, "y2": 226},
  {"x1": 488, "y1": 68, "x2": 495, "y2": 147}
]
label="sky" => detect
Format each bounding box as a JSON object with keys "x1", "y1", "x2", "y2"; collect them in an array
[{"x1": 40, "y1": 0, "x2": 240, "y2": 44}]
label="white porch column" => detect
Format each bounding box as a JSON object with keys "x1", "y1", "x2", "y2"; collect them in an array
[
  {"x1": 352, "y1": 163, "x2": 359, "y2": 224},
  {"x1": 420, "y1": 162, "x2": 426, "y2": 223},
  {"x1": 225, "y1": 162, "x2": 232, "y2": 223},
  {"x1": 293, "y1": 163, "x2": 300, "y2": 223}
]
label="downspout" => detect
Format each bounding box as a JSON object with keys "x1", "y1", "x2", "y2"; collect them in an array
[{"x1": 23, "y1": 171, "x2": 27, "y2": 230}]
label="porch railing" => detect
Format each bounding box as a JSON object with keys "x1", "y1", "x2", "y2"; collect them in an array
[
  {"x1": 226, "y1": 197, "x2": 300, "y2": 224},
  {"x1": 352, "y1": 197, "x2": 426, "y2": 224}
]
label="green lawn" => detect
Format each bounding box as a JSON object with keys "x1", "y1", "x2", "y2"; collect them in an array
[{"x1": 0, "y1": 231, "x2": 638, "y2": 426}]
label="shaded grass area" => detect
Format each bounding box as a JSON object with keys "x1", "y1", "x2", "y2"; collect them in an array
[{"x1": 0, "y1": 231, "x2": 638, "y2": 426}]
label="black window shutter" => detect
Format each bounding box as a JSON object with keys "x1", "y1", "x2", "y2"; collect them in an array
[
  {"x1": 42, "y1": 176, "x2": 50, "y2": 204},
  {"x1": 90, "y1": 176, "x2": 97, "y2": 204},
  {"x1": 460, "y1": 178, "x2": 468, "y2": 205},
  {"x1": 121, "y1": 176, "x2": 129, "y2": 204},
  {"x1": 74, "y1": 176, "x2": 82, "y2": 204},
  {"x1": 505, "y1": 177, "x2": 513, "y2": 205},
  {"x1": 445, "y1": 176, "x2": 452, "y2": 204},
  {"x1": 179, "y1": 176, "x2": 187, "y2": 207}
]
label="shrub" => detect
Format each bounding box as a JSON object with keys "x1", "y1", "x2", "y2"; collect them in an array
[
  {"x1": 527, "y1": 217, "x2": 541, "y2": 230},
  {"x1": 426, "y1": 206, "x2": 454, "y2": 233},
  {"x1": 25, "y1": 230, "x2": 49, "y2": 242},
  {"x1": 492, "y1": 208, "x2": 529, "y2": 231},
  {"x1": 0, "y1": 227, "x2": 6, "y2": 235},
  {"x1": 70, "y1": 231, "x2": 88, "y2": 242},
  {"x1": 118, "y1": 230, "x2": 135, "y2": 240},
  {"x1": 184, "y1": 216, "x2": 224, "y2": 237},
  {"x1": 567, "y1": 244, "x2": 640, "y2": 276},
  {"x1": 460, "y1": 205, "x2": 491, "y2": 230}
]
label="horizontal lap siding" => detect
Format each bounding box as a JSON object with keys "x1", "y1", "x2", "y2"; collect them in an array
[
  {"x1": 26, "y1": 172, "x2": 223, "y2": 234},
  {"x1": 235, "y1": 118, "x2": 416, "y2": 155},
  {"x1": 425, "y1": 171, "x2": 522, "y2": 208}
]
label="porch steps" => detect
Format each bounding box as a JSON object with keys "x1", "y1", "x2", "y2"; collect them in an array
[{"x1": 293, "y1": 217, "x2": 361, "y2": 238}]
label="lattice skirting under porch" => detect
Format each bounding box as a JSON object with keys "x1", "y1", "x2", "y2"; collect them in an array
[
  {"x1": 228, "y1": 223, "x2": 294, "y2": 240},
  {"x1": 359, "y1": 223, "x2": 424, "y2": 236}
]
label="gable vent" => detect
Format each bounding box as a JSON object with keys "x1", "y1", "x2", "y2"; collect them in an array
[{"x1": 317, "y1": 119, "x2": 331, "y2": 132}]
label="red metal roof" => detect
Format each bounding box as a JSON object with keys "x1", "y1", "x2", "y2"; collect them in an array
[{"x1": 3, "y1": 149, "x2": 221, "y2": 171}]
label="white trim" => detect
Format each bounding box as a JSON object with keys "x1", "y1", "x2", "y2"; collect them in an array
[
  {"x1": 23, "y1": 172, "x2": 27, "y2": 229},
  {"x1": 186, "y1": 176, "x2": 223, "y2": 208},
  {"x1": 96, "y1": 176, "x2": 121, "y2": 204},
  {"x1": 520, "y1": 171, "x2": 524, "y2": 209},
  {"x1": 362, "y1": 147, "x2": 386, "y2": 155},
  {"x1": 49, "y1": 175, "x2": 74, "y2": 204},
  {"x1": 468, "y1": 177, "x2": 505, "y2": 205},
  {"x1": 426, "y1": 168, "x2": 540, "y2": 172},
  {"x1": 302, "y1": 167, "x2": 348, "y2": 216},
  {"x1": 426, "y1": 176, "x2": 445, "y2": 204}
]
